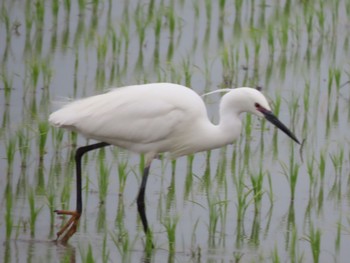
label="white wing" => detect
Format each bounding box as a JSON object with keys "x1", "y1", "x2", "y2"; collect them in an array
[{"x1": 49, "y1": 83, "x2": 207, "y2": 152}]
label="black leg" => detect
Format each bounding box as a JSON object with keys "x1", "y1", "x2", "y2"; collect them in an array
[
  {"x1": 137, "y1": 164, "x2": 151, "y2": 233},
  {"x1": 55, "y1": 141, "x2": 110, "y2": 243},
  {"x1": 75, "y1": 142, "x2": 110, "y2": 213}
]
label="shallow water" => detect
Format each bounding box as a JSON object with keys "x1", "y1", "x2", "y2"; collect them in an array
[{"x1": 1, "y1": 0, "x2": 350, "y2": 262}]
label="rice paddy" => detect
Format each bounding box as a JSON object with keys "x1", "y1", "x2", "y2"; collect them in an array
[{"x1": 1, "y1": 0, "x2": 350, "y2": 262}]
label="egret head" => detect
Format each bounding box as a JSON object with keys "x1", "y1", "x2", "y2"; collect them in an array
[
  {"x1": 251, "y1": 88, "x2": 300, "y2": 144},
  {"x1": 226, "y1": 87, "x2": 300, "y2": 144}
]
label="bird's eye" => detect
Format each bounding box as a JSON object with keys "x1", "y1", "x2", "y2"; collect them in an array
[{"x1": 255, "y1": 103, "x2": 260, "y2": 108}]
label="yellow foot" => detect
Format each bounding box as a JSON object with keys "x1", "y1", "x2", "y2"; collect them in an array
[{"x1": 54, "y1": 210, "x2": 81, "y2": 244}]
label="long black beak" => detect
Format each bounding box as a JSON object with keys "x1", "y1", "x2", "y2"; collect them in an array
[{"x1": 263, "y1": 110, "x2": 300, "y2": 144}]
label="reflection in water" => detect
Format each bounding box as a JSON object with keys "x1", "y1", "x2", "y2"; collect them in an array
[
  {"x1": 285, "y1": 201, "x2": 295, "y2": 251},
  {"x1": 3, "y1": 239, "x2": 76, "y2": 263},
  {"x1": 96, "y1": 203, "x2": 106, "y2": 233}
]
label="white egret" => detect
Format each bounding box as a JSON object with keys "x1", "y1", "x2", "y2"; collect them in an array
[{"x1": 49, "y1": 82, "x2": 299, "y2": 244}]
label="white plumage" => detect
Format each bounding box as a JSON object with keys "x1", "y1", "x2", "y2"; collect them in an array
[
  {"x1": 50, "y1": 83, "x2": 262, "y2": 159},
  {"x1": 49, "y1": 82, "x2": 299, "y2": 243},
  {"x1": 50, "y1": 83, "x2": 298, "y2": 162}
]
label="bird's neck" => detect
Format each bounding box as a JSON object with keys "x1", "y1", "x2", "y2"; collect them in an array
[{"x1": 194, "y1": 113, "x2": 242, "y2": 152}]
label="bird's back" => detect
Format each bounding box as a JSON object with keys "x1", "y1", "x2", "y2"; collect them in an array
[{"x1": 49, "y1": 83, "x2": 208, "y2": 154}]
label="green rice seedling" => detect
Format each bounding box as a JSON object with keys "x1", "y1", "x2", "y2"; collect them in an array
[
  {"x1": 96, "y1": 64, "x2": 106, "y2": 90},
  {"x1": 115, "y1": 193, "x2": 125, "y2": 231},
  {"x1": 1, "y1": 5, "x2": 11, "y2": 44},
  {"x1": 205, "y1": 0, "x2": 212, "y2": 22},
  {"x1": 162, "y1": 216, "x2": 179, "y2": 253},
  {"x1": 280, "y1": 20, "x2": 289, "y2": 52},
  {"x1": 25, "y1": 0, "x2": 33, "y2": 35},
  {"x1": 6, "y1": 136, "x2": 16, "y2": 173},
  {"x1": 327, "y1": 68, "x2": 334, "y2": 99},
  {"x1": 35, "y1": 0, "x2": 45, "y2": 26},
  {"x1": 110, "y1": 230, "x2": 135, "y2": 263},
  {"x1": 59, "y1": 165, "x2": 73, "y2": 211},
  {"x1": 316, "y1": 3, "x2": 325, "y2": 34},
  {"x1": 166, "y1": 160, "x2": 177, "y2": 211},
  {"x1": 284, "y1": 202, "x2": 296, "y2": 250},
  {"x1": 154, "y1": 11, "x2": 162, "y2": 50},
  {"x1": 214, "y1": 148, "x2": 227, "y2": 187},
  {"x1": 281, "y1": 148, "x2": 300, "y2": 201},
  {"x1": 69, "y1": 131, "x2": 78, "y2": 148},
  {"x1": 184, "y1": 155, "x2": 194, "y2": 199},
  {"x1": 230, "y1": 145, "x2": 237, "y2": 176},
  {"x1": 289, "y1": 225, "x2": 299, "y2": 263},
  {"x1": 302, "y1": 82, "x2": 310, "y2": 135},
  {"x1": 61, "y1": 16, "x2": 71, "y2": 51},
  {"x1": 117, "y1": 159, "x2": 128, "y2": 194},
  {"x1": 317, "y1": 185, "x2": 324, "y2": 215},
  {"x1": 190, "y1": 218, "x2": 200, "y2": 250},
  {"x1": 3, "y1": 241, "x2": 11, "y2": 263},
  {"x1": 259, "y1": 120, "x2": 266, "y2": 160},
  {"x1": 333, "y1": 68, "x2": 341, "y2": 123},
  {"x1": 271, "y1": 244, "x2": 281, "y2": 263},
  {"x1": 73, "y1": 13, "x2": 85, "y2": 48},
  {"x1": 28, "y1": 187, "x2": 43, "y2": 237},
  {"x1": 221, "y1": 45, "x2": 235, "y2": 88},
  {"x1": 46, "y1": 169, "x2": 56, "y2": 236},
  {"x1": 52, "y1": 0, "x2": 59, "y2": 19},
  {"x1": 208, "y1": 198, "x2": 220, "y2": 246},
  {"x1": 219, "y1": 0, "x2": 226, "y2": 18},
  {"x1": 167, "y1": 37, "x2": 175, "y2": 63},
  {"x1": 267, "y1": 24, "x2": 275, "y2": 54},
  {"x1": 288, "y1": 94, "x2": 300, "y2": 134},
  {"x1": 233, "y1": 173, "x2": 253, "y2": 222},
  {"x1": 243, "y1": 116, "x2": 252, "y2": 168},
  {"x1": 319, "y1": 151, "x2": 325, "y2": 182},
  {"x1": 1, "y1": 67, "x2": 12, "y2": 102},
  {"x1": 168, "y1": 5, "x2": 176, "y2": 40},
  {"x1": 78, "y1": 0, "x2": 85, "y2": 13},
  {"x1": 135, "y1": 3, "x2": 147, "y2": 49},
  {"x1": 326, "y1": 104, "x2": 331, "y2": 137},
  {"x1": 52, "y1": 126, "x2": 64, "y2": 151},
  {"x1": 147, "y1": 0, "x2": 155, "y2": 22},
  {"x1": 102, "y1": 233, "x2": 110, "y2": 263},
  {"x1": 50, "y1": 19, "x2": 58, "y2": 52},
  {"x1": 305, "y1": 224, "x2": 321, "y2": 263},
  {"x1": 36, "y1": 156, "x2": 46, "y2": 194},
  {"x1": 97, "y1": 148, "x2": 110, "y2": 203},
  {"x1": 41, "y1": 59, "x2": 53, "y2": 90},
  {"x1": 144, "y1": 230, "x2": 154, "y2": 257},
  {"x1": 244, "y1": 43, "x2": 249, "y2": 65},
  {"x1": 96, "y1": 204, "x2": 106, "y2": 232},
  {"x1": 250, "y1": 169, "x2": 265, "y2": 213},
  {"x1": 330, "y1": 148, "x2": 344, "y2": 176},
  {"x1": 29, "y1": 58, "x2": 41, "y2": 89},
  {"x1": 249, "y1": 209, "x2": 261, "y2": 247},
  {"x1": 80, "y1": 243, "x2": 95, "y2": 263},
  {"x1": 335, "y1": 217, "x2": 342, "y2": 252},
  {"x1": 328, "y1": 149, "x2": 343, "y2": 204},
  {"x1": 201, "y1": 151, "x2": 211, "y2": 191},
  {"x1": 120, "y1": 19, "x2": 130, "y2": 60},
  {"x1": 306, "y1": 157, "x2": 316, "y2": 196},
  {"x1": 266, "y1": 172, "x2": 274, "y2": 206},
  {"x1": 181, "y1": 58, "x2": 192, "y2": 87},
  {"x1": 272, "y1": 93, "x2": 281, "y2": 156},
  {"x1": 5, "y1": 180, "x2": 13, "y2": 239},
  {"x1": 38, "y1": 121, "x2": 49, "y2": 161},
  {"x1": 334, "y1": 68, "x2": 341, "y2": 91},
  {"x1": 64, "y1": 0, "x2": 71, "y2": 16},
  {"x1": 139, "y1": 154, "x2": 145, "y2": 176},
  {"x1": 97, "y1": 35, "x2": 108, "y2": 66}
]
